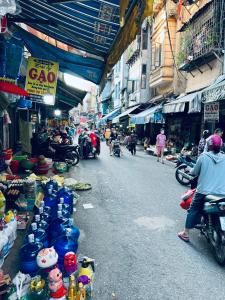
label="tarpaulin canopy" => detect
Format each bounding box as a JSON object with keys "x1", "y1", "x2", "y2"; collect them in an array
[
  {"x1": 201, "y1": 75, "x2": 225, "y2": 104},
  {"x1": 0, "y1": 81, "x2": 29, "y2": 97},
  {"x1": 163, "y1": 92, "x2": 201, "y2": 114},
  {"x1": 13, "y1": 25, "x2": 104, "y2": 84},
  {"x1": 131, "y1": 104, "x2": 162, "y2": 124},
  {"x1": 56, "y1": 80, "x2": 87, "y2": 107},
  {"x1": 112, "y1": 104, "x2": 140, "y2": 123},
  {"x1": 10, "y1": 0, "x2": 153, "y2": 83},
  {"x1": 99, "y1": 107, "x2": 121, "y2": 125}
]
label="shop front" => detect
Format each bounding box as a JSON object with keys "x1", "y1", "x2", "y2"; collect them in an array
[
  {"x1": 131, "y1": 104, "x2": 164, "y2": 143},
  {"x1": 201, "y1": 77, "x2": 225, "y2": 135},
  {"x1": 163, "y1": 92, "x2": 202, "y2": 150}
]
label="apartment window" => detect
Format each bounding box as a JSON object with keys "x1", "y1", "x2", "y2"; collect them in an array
[
  {"x1": 115, "y1": 82, "x2": 120, "y2": 99},
  {"x1": 142, "y1": 27, "x2": 148, "y2": 50},
  {"x1": 137, "y1": 34, "x2": 141, "y2": 50},
  {"x1": 141, "y1": 64, "x2": 147, "y2": 89},
  {"x1": 152, "y1": 43, "x2": 162, "y2": 69}
]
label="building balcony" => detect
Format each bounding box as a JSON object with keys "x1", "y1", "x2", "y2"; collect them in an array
[
  {"x1": 150, "y1": 65, "x2": 174, "y2": 89},
  {"x1": 177, "y1": 0, "x2": 225, "y2": 72}
]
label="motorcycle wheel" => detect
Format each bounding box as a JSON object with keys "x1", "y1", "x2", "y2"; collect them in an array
[
  {"x1": 214, "y1": 234, "x2": 225, "y2": 265},
  {"x1": 175, "y1": 165, "x2": 191, "y2": 186},
  {"x1": 66, "y1": 151, "x2": 79, "y2": 166}
]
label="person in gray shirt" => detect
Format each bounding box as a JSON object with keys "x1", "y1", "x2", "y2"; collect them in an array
[{"x1": 178, "y1": 134, "x2": 225, "y2": 242}]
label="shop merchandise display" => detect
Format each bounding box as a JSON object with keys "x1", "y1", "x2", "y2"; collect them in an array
[{"x1": 0, "y1": 175, "x2": 94, "y2": 299}]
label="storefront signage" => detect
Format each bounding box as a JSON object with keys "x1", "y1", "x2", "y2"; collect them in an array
[
  {"x1": 204, "y1": 102, "x2": 219, "y2": 122},
  {"x1": 25, "y1": 57, "x2": 59, "y2": 104}
]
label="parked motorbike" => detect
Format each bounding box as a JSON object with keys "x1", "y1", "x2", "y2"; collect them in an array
[
  {"x1": 175, "y1": 155, "x2": 196, "y2": 186},
  {"x1": 32, "y1": 135, "x2": 80, "y2": 166},
  {"x1": 50, "y1": 142, "x2": 80, "y2": 166},
  {"x1": 113, "y1": 140, "x2": 121, "y2": 157},
  {"x1": 180, "y1": 190, "x2": 225, "y2": 265}
]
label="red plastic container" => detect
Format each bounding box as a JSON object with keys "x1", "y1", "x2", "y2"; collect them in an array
[
  {"x1": 35, "y1": 163, "x2": 50, "y2": 175},
  {"x1": 29, "y1": 158, "x2": 39, "y2": 164},
  {"x1": 3, "y1": 148, "x2": 13, "y2": 160},
  {"x1": 10, "y1": 160, "x2": 20, "y2": 173}
]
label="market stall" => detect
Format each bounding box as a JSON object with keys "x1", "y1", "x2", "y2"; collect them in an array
[{"x1": 0, "y1": 172, "x2": 94, "y2": 299}]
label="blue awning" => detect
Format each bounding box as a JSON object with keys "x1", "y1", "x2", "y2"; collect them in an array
[
  {"x1": 131, "y1": 105, "x2": 163, "y2": 124},
  {"x1": 13, "y1": 26, "x2": 104, "y2": 84},
  {"x1": 17, "y1": 0, "x2": 122, "y2": 57},
  {"x1": 9, "y1": 1, "x2": 153, "y2": 83},
  {"x1": 99, "y1": 107, "x2": 121, "y2": 125}
]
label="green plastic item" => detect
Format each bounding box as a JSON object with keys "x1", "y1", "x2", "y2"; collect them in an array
[
  {"x1": 53, "y1": 162, "x2": 69, "y2": 173},
  {"x1": 13, "y1": 155, "x2": 28, "y2": 161},
  {"x1": 20, "y1": 159, "x2": 34, "y2": 170}
]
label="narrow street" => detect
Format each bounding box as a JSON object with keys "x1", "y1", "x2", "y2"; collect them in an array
[{"x1": 73, "y1": 144, "x2": 225, "y2": 300}]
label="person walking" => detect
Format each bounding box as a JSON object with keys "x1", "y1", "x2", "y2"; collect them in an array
[
  {"x1": 178, "y1": 135, "x2": 225, "y2": 242},
  {"x1": 156, "y1": 128, "x2": 166, "y2": 163},
  {"x1": 198, "y1": 130, "x2": 210, "y2": 156},
  {"x1": 104, "y1": 128, "x2": 111, "y2": 146},
  {"x1": 129, "y1": 131, "x2": 137, "y2": 155}
]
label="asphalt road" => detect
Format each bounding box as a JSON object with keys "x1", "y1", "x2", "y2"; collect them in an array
[{"x1": 72, "y1": 144, "x2": 225, "y2": 300}]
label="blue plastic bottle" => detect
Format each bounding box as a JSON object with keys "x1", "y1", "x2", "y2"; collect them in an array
[
  {"x1": 48, "y1": 211, "x2": 69, "y2": 244},
  {"x1": 34, "y1": 215, "x2": 49, "y2": 232},
  {"x1": 58, "y1": 203, "x2": 71, "y2": 219},
  {"x1": 53, "y1": 228, "x2": 78, "y2": 267},
  {"x1": 20, "y1": 234, "x2": 43, "y2": 276},
  {"x1": 27, "y1": 222, "x2": 48, "y2": 248},
  {"x1": 39, "y1": 207, "x2": 51, "y2": 224},
  {"x1": 33, "y1": 200, "x2": 51, "y2": 215},
  {"x1": 67, "y1": 218, "x2": 80, "y2": 242},
  {"x1": 59, "y1": 198, "x2": 71, "y2": 214},
  {"x1": 46, "y1": 179, "x2": 58, "y2": 192},
  {"x1": 57, "y1": 188, "x2": 73, "y2": 214},
  {"x1": 44, "y1": 189, "x2": 58, "y2": 216}
]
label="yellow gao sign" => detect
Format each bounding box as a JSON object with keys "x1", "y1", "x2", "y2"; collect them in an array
[{"x1": 25, "y1": 57, "x2": 59, "y2": 96}]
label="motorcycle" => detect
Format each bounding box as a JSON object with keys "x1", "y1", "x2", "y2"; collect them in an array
[
  {"x1": 79, "y1": 132, "x2": 100, "y2": 159},
  {"x1": 180, "y1": 190, "x2": 225, "y2": 265},
  {"x1": 32, "y1": 135, "x2": 80, "y2": 166},
  {"x1": 175, "y1": 154, "x2": 196, "y2": 186},
  {"x1": 113, "y1": 139, "x2": 121, "y2": 157},
  {"x1": 50, "y1": 142, "x2": 80, "y2": 166}
]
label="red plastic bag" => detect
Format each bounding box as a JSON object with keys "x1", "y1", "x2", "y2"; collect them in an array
[{"x1": 180, "y1": 189, "x2": 196, "y2": 210}]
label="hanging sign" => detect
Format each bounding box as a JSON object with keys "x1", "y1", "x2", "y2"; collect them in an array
[
  {"x1": 204, "y1": 102, "x2": 219, "y2": 122},
  {"x1": 25, "y1": 57, "x2": 59, "y2": 104}
]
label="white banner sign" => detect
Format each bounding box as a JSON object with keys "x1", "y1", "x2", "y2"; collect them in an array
[{"x1": 204, "y1": 102, "x2": 219, "y2": 122}]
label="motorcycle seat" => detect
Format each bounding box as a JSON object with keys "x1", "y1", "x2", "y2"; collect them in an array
[{"x1": 205, "y1": 195, "x2": 225, "y2": 203}]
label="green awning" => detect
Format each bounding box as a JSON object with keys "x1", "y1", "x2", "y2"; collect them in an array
[{"x1": 56, "y1": 80, "x2": 87, "y2": 108}]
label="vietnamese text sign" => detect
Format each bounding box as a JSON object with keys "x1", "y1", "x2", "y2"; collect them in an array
[
  {"x1": 204, "y1": 102, "x2": 219, "y2": 122},
  {"x1": 25, "y1": 57, "x2": 59, "y2": 103}
]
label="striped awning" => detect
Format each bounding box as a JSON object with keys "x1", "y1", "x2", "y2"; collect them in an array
[{"x1": 9, "y1": 0, "x2": 153, "y2": 83}]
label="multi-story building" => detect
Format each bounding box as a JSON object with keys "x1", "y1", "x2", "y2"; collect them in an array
[
  {"x1": 163, "y1": 0, "x2": 225, "y2": 147},
  {"x1": 126, "y1": 19, "x2": 151, "y2": 106},
  {"x1": 111, "y1": 54, "x2": 128, "y2": 109}
]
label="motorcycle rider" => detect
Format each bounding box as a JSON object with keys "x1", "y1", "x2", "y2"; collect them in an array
[
  {"x1": 109, "y1": 128, "x2": 118, "y2": 156},
  {"x1": 178, "y1": 134, "x2": 225, "y2": 242}
]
